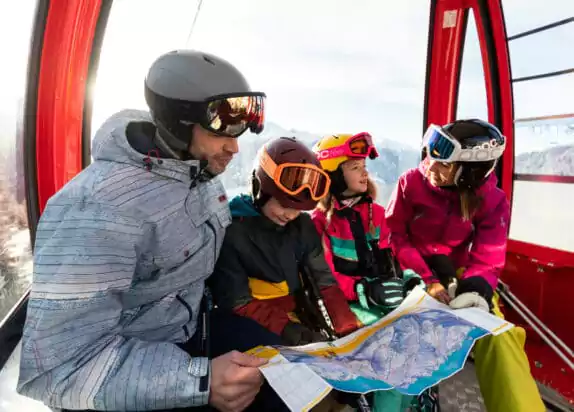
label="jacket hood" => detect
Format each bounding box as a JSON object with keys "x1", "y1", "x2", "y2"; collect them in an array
[
  {"x1": 92, "y1": 109, "x2": 203, "y2": 185},
  {"x1": 417, "y1": 158, "x2": 498, "y2": 197},
  {"x1": 229, "y1": 194, "x2": 261, "y2": 218}
]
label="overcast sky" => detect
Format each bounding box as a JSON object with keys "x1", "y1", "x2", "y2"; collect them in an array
[{"x1": 1, "y1": 0, "x2": 573, "y2": 150}]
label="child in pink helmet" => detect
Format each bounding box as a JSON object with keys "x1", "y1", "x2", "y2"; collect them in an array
[{"x1": 311, "y1": 132, "x2": 429, "y2": 411}]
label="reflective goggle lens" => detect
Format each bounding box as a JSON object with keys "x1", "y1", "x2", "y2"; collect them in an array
[
  {"x1": 279, "y1": 166, "x2": 329, "y2": 198},
  {"x1": 425, "y1": 128, "x2": 456, "y2": 161},
  {"x1": 205, "y1": 94, "x2": 265, "y2": 137},
  {"x1": 349, "y1": 138, "x2": 369, "y2": 155}
]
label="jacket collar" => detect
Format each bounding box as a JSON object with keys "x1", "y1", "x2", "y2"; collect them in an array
[
  {"x1": 332, "y1": 194, "x2": 372, "y2": 212},
  {"x1": 92, "y1": 109, "x2": 208, "y2": 186}
]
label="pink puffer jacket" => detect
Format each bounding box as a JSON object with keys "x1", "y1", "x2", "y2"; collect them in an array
[{"x1": 385, "y1": 160, "x2": 510, "y2": 290}]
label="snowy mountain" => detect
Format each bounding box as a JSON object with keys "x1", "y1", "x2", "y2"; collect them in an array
[
  {"x1": 219, "y1": 122, "x2": 421, "y2": 206},
  {"x1": 514, "y1": 120, "x2": 574, "y2": 155},
  {"x1": 515, "y1": 144, "x2": 574, "y2": 176},
  {"x1": 220, "y1": 121, "x2": 574, "y2": 207}
]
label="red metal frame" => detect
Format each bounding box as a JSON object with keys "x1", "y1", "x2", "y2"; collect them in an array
[
  {"x1": 515, "y1": 113, "x2": 574, "y2": 123},
  {"x1": 502, "y1": 252, "x2": 574, "y2": 402},
  {"x1": 36, "y1": 0, "x2": 103, "y2": 213},
  {"x1": 424, "y1": 0, "x2": 467, "y2": 126},
  {"x1": 514, "y1": 174, "x2": 574, "y2": 184},
  {"x1": 473, "y1": 0, "x2": 515, "y2": 203},
  {"x1": 507, "y1": 239, "x2": 574, "y2": 269},
  {"x1": 425, "y1": 0, "x2": 574, "y2": 402}
]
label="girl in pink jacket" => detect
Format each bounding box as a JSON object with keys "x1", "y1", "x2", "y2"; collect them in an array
[
  {"x1": 310, "y1": 133, "x2": 414, "y2": 311},
  {"x1": 386, "y1": 119, "x2": 544, "y2": 412},
  {"x1": 311, "y1": 132, "x2": 427, "y2": 412},
  {"x1": 386, "y1": 119, "x2": 508, "y2": 307}
]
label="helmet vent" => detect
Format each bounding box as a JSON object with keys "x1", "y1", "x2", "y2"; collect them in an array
[{"x1": 203, "y1": 55, "x2": 216, "y2": 65}]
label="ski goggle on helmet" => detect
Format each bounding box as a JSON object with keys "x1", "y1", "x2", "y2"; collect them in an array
[
  {"x1": 423, "y1": 124, "x2": 506, "y2": 163},
  {"x1": 259, "y1": 147, "x2": 331, "y2": 201},
  {"x1": 146, "y1": 87, "x2": 266, "y2": 138},
  {"x1": 315, "y1": 132, "x2": 379, "y2": 162},
  {"x1": 204, "y1": 93, "x2": 265, "y2": 137}
]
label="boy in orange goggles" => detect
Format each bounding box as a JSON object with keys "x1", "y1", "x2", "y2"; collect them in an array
[{"x1": 209, "y1": 136, "x2": 359, "y2": 348}]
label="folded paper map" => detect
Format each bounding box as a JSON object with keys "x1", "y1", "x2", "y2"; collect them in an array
[{"x1": 248, "y1": 286, "x2": 513, "y2": 412}]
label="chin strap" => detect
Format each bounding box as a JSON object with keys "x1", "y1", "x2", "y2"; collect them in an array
[
  {"x1": 153, "y1": 127, "x2": 186, "y2": 160},
  {"x1": 152, "y1": 115, "x2": 194, "y2": 160},
  {"x1": 149, "y1": 121, "x2": 216, "y2": 188},
  {"x1": 189, "y1": 159, "x2": 212, "y2": 189}
]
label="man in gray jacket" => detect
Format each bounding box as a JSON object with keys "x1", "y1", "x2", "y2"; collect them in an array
[{"x1": 17, "y1": 50, "x2": 284, "y2": 412}]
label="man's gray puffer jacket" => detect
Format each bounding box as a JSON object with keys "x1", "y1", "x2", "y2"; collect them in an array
[{"x1": 17, "y1": 110, "x2": 231, "y2": 411}]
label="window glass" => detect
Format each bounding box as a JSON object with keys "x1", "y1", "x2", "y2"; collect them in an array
[
  {"x1": 0, "y1": 1, "x2": 36, "y2": 322},
  {"x1": 509, "y1": 23, "x2": 574, "y2": 80},
  {"x1": 510, "y1": 181, "x2": 574, "y2": 252},
  {"x1": 457, "y1": 10, "x2": 488, "y2": 120},
  {"x1": 511, "y1": 116, "x2": 574, "y2": 252},
  {"x1": 503, "y1": 0, "x2": 574, "y2": 251},
  {"x1": 91, "y1": 0, "x2": 200, "y2": 129},
  {"x1": 92, "y1": 0, "x2": 431, "y2": 207},
  {"x1": 514, "y1": 117, "x2": 574, "y2": 173},
  {"x1": 513, "y1": 74, "x2": 574, "y2": 119},
  {"x1": 502, "y1": 0, "x2": 574, "y2": 35}
]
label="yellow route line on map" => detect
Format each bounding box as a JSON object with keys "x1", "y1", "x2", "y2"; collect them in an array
[
  {"x1": 302, "y1": 387, "x2": 333, "y2": 412},
  {"x1": 246, "y1": 345, "x2": 280, "y2": 360}
]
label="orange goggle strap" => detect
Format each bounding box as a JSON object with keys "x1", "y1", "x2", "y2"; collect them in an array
[{"x1": 259, "y1": 148, "x2": 331, "y2": 200}]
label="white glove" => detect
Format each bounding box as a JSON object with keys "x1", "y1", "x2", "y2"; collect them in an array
[
  {"x1": 447, "y1": 278, "x2": 458, "y2": 299},
  {"x1": 449, "y1": 292, "x2": 489, "y2": 312}
]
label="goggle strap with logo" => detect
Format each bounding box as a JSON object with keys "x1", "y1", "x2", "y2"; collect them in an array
[
  {"x1": 423, "y1": 124, "x2": 505, "y2": 163},
  {"x1": 316, "y1": 132, "x2": 379, "y2": 161}
]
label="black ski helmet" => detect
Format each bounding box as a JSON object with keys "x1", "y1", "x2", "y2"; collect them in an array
[
  {"x1": 144, "y1": 50, "x2": 265, "y2": 157},
  {"x1": 441, "y1": 119, "x2": 506, "y2": 190}
]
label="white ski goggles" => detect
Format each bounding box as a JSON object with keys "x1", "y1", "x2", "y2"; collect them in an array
[{"x1": 422, "y1": 124, "x2": 506, "y2": 163}]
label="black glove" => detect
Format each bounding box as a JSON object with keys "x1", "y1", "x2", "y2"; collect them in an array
[
  {"x1": 425, "y1": 254, "x2": 457, "y2": 286},
  {"x1": 456, "y1": 276, "x2": 494, "y2": 306},
  {"x1": 356, "y1": 277, "x2": 405, "y2": 311},
  {"x1": 281, "y1": 322, "x2": 327, "y2": 346}
]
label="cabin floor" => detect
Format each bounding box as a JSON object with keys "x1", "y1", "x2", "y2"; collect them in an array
[
  {"x1": 439, "y1": 361, "x2": 486, "y2": 411},
  {"x1": 439, "y1": 360, "x2": 573, "y2": 412}
]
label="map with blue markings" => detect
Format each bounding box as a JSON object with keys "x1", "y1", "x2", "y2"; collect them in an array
[{"x1": 249, "y1": 287, "x2": 513, "y2": 411}]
